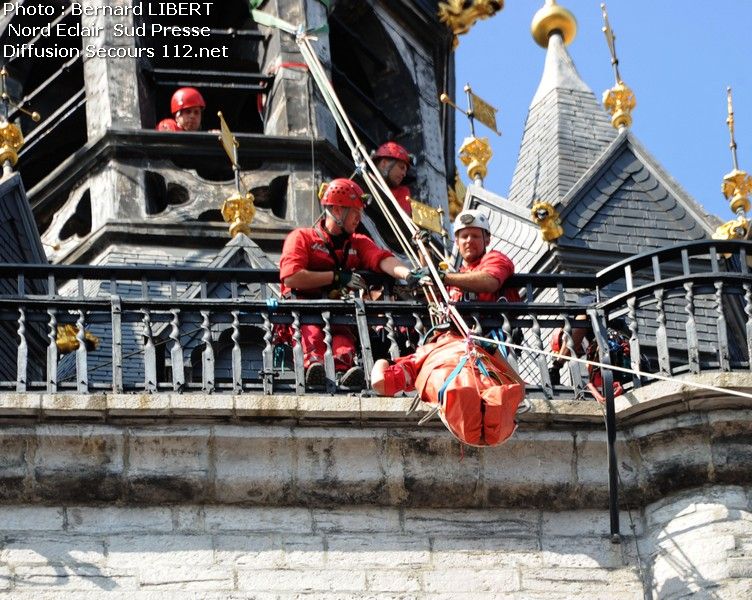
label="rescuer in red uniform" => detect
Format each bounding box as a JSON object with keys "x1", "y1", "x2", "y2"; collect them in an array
[
  {"x1": 156, "y1": 87, "x2": 206, "y2": 132},
  {"x1": 443, "y1": 209, "x2": 519, "y2": 303},
  {"x1": 372, "y1": 141, "x2": 414, "y2": 216},
  {"x1": 279, "y1": 178, "x2": 417, "y2": 389}
]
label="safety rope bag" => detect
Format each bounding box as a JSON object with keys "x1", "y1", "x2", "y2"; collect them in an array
[{"x1": 413, "y1": 335, "x2": 525, "y2": 447}]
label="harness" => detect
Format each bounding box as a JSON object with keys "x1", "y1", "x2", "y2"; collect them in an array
[{"x1": 314, "y1": 226, "x2": 355, "y2": 299}]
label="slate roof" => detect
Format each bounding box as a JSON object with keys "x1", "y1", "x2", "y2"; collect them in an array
[
  {"x1": 507, "y1": 33, "x2": 617, "y2": 208},
  {"x1": 0, "y1": 173, "x2": 46, "y2": 268},
  {"x1": 0, "y1": 172, "x2": 48, "y2": 384},
  {"x1": 558, "y1": 131, "x2": 717, "y2": 256}
]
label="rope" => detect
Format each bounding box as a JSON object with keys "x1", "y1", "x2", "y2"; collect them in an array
[
  {"x1": 468, "y1": 333, "x2": 752, "y2": 402},
  {"x1": 291, "y1": 30, "x2": 469, "y2": 336}
]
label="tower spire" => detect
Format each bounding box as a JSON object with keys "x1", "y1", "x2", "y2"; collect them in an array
[
  {"x1": 600, "y1": 3, "x2": 635, "y2": 130},
  {"x1": 509, "y1": 0, "x2": 616, "y2": 208}
]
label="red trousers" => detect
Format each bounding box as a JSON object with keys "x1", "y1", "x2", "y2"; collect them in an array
[{"x1": 300, "y1": 324, "x2": 356, "y2": 371}]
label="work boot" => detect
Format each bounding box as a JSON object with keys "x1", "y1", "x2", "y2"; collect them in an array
[
  {"x1": 305, "y1": 362, "x2": 325, "y2": 387},
  {"x1": 339, "y1": 366, "x2": 366, "y2": 390}
]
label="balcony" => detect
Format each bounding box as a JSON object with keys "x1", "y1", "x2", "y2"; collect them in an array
[{"x1": 0, "y1": 240, "x2": 748, "y2": 399}]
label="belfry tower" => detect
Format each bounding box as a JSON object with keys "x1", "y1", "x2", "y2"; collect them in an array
[{"x1": 2, "y1": 0, "x2": 453, "y2": 267}]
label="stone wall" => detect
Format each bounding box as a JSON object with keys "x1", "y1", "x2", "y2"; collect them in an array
[
  {"x1": 0, "y1": 489, "x2": 750, "y2": 598},
  {"x1": 0, "y1": 376, "x2": 751, "y2": 597},
  {"x1": 0, "y1": 504, "x2": 644, "y2": 599}
]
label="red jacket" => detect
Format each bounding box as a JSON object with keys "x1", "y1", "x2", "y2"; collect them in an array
[
  {"x1": 279, "y1": 222, "x2": 393, "y2": 298},
  {"x1": 448, "y1": 250, "x2": 520, "y2": 303}
]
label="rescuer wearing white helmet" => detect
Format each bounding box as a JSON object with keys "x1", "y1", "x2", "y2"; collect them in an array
[{"x1": 443, "y1": 209, "x2": 519, "y2": 302}]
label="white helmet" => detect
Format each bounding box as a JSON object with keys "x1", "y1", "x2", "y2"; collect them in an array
[{"x1": 453, "y1": 209, "x2": 491, "y2": 235}]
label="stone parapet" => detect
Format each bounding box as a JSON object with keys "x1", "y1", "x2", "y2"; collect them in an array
[{"x1": 0, "y1": 373, "x2": 750, "y2": 509}]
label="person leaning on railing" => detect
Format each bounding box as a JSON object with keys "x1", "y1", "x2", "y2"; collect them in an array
[
  {"x1": 279, "y1": 178, "x2": 421, "y2": 390},
  {"x1": 442, "y1": 209, "x2": 519, "y2": 303}
]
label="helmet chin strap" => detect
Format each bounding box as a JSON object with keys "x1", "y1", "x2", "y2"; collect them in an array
[
  {"x1": 378, "y1": 159, "x2": 396, "y2": 183},
  {"x1": 323, "y1": 207, "x2": 349, "y2": 232}
]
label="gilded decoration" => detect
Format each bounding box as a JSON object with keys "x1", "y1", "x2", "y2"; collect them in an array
[
  {"x1": 713, "y1": 216, "x2": 749, "y2": 241},
  {"x1": 602, "y1": 81, "x2": 636, "y2": 130},
  {"x1": 438, "y1": 0, "x2": 504, "y2": 49},
  {"x1": 458, "y1": 136, "x2": 492, "y2": 182},
  {"x1": 531, "y1": 201, "x2": 564, "y2": 242},
  {"x1": 0, "y1": 121, "x2": 24, "y2": 166},
  {"x1": 222, "y1": 192, "x2": 256, "y2": 237},
  {"x1": 447, "y1": 171, "x2": 466, "y2": 220},
  {"x1": 531, "y1": 0, "x2": 577, "y2": 48},
  {"x1": 56, "y1": 325, "x2": 100, "y2": 354}
]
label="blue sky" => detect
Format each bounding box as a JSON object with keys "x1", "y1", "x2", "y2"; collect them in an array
[{"x1": 454, "y1": 0, "x2": 752, "y2": 221}]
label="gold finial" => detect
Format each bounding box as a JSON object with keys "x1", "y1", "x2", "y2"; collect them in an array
[
  {"x1": 217, "y1": 111, "x2": 256, "y2": 237},
  {"x1": 0, "y1": 120, "x2": 24, "y2": 168},
  {"x1": 531, "y1": 0, "x2": 577, "y2": 48},
  {"x1": 458, "y1": 136, "x2": 492, "y2": 184},
  {"x1": 600, "y1": 3, "x2": 635, "y2": 130},
  {"x1": 721, "y1": 87, "x2": 752, "y2": 217},
  {"x1": 715, "y1": 87, "x2": 752, "y2": 240},
  {"x1": 531, "y1": 201, "x2": 564, "y2": 242},
  {"x1": 438, "y1": 0, "x2": 504, "y2": 50},
  {"x1": 222, "y1": 192, "x2": 256, "y2": 237}
]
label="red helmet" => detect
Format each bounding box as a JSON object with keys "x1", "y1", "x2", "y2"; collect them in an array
[
  {"x1": 319, "y1": 178, "x2": 366, "y2": 208},
  {"x1": 170, "y1": 87, "x2": 206, "y2": 114},
  {"x1": 373, "y1": 141, "x2": 412, "y2": 165}
]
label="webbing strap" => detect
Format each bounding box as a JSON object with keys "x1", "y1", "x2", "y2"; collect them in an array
[
  {"x1": 476, "y1": 358, "x2": 490, "y2": 378},
  {"x1": 437, "y1": 354, "x2": 469, "y2": 406}
]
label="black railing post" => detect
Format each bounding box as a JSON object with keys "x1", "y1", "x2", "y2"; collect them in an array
[{"x1": 588, "y1": 307, "x2": 620, "y2": 543}]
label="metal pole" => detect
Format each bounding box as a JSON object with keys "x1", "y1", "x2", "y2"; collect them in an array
[{"x1": 588, "y1": 307, "x2": 620, "y2": 543}]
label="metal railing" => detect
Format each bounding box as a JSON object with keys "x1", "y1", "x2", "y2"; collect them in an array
[{"x1": 0, "y1": 241, "x2": 749, "y2": 396}]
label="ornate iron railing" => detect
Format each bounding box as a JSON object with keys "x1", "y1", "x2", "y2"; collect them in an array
[
  {"x1": 0, "y1": 240, "x2": 751, "y2": 540},
  {"x1": 0, "y1": 241, "x2": 750, "y2": 397}
]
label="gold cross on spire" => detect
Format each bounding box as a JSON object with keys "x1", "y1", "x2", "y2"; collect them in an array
[{"x1": 600, "y1": 3, "x2": 635, "y2": 130}]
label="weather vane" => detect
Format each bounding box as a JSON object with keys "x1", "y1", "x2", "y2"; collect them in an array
[
  {"x1": 600, "y1": 3, "x2": 635, "y2": 130},
  {"x1": 440, "y1": 84, "x2": 500, "y2": 187},
  {"x1": 217, "y1": 111, "x2": 256, "y2": 238}
]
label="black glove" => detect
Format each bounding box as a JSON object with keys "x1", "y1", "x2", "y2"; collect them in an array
[
  {"x1": 405, "y1": 266, "x2": 431, "y2": 289},
  {"x1": 333, "y1": 269, "x2": 367, "y2": 291},
  {"x1": 413, "y1": 230, "x2": 431, "y2": 245}
]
